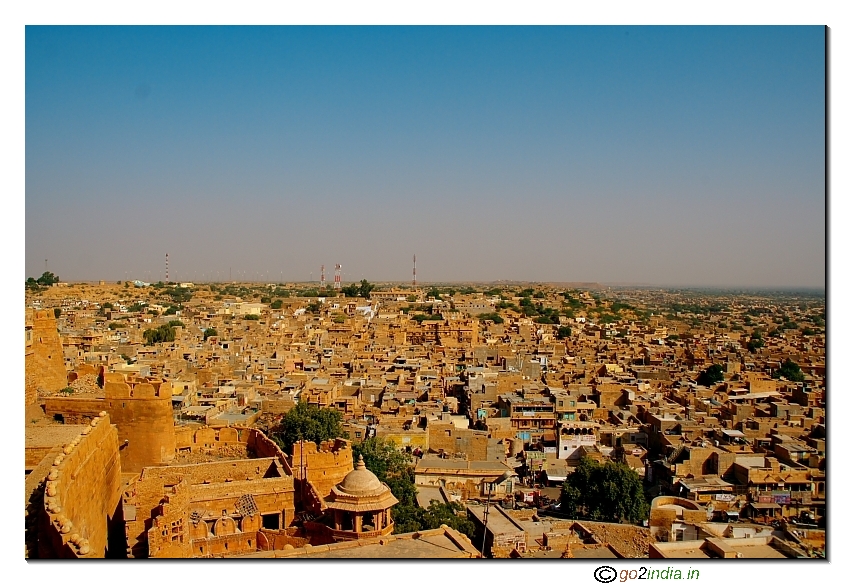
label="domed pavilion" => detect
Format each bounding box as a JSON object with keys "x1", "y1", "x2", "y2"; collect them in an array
[{"x1": 324, "y1": 455, "x2": 398, "y2": 540}]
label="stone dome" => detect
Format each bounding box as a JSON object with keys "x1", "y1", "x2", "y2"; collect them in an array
[{"x1": 336, "y1": 455, "x2": 385, "y2": 497}]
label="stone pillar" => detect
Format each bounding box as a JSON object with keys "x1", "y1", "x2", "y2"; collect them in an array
[
  {"x1": 354, "y1": 513, "x2": 362, "y2": 533},
  {"x1": 374, "y1": 511, "x2": 382, "y2": 531}
]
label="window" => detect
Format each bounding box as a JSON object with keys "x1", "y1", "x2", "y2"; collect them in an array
[{"x1": 262, "y1": 513, "x2": 280, "y2": 530}]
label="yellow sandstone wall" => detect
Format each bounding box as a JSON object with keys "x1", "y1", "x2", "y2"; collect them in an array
[
  {"x1": 103, "y1": 373, "x2": 176, "y2": 473},
  {"x1": 125, "y1": 458, "x2": 296, "y2": 558},
  {"x1": 26, "y1": 309, "x2": 68, "y2": 407},
  {"x1": 291, "y1": 439, "x2": 353, "y2": 498},
  {"x1": 37, "y1": 412, "x2": 124, "y2": 558}
]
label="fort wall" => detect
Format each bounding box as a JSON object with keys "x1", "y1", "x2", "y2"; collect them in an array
[
  {"x1": 26, "y1": 309, "x2": 68, "y2": 408},
  {"x1": 291, "y1": 438, "x2": 353, "y2": 499},
  {"x1": 42, "y1": 397, "x2": 104, "y2": 424},
  {"x1": 37, "y1": 412, "x2": 123, "y2": 558},
  {"x1": 103, "y1": 373, "x2": 176, "y2": 472}
]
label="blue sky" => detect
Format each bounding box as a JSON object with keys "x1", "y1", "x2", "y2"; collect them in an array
[{"x1": 26, "y1": 26, "x2": 825, "y2": 286}]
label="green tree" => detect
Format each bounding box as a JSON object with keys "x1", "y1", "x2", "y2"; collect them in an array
[
  {"x1": 358, "y1": 279, "x2": 374, "y2": 299},
  {"x1": 353, "y1": 437, "x2": 412, "y2": 485},
  {"x1": 143, "y1": 324, "x2": 177, "y2": 345},
  {"x1": 37, "y1": 271, "x2": 59, "y2": 286},
  {"x1": 420, "y1": 501, "x2": 476, "y2": 538},
  {"x1": 244, "y1": 314, "x2": 260, "y2": 321},
  {"x1": 747, "y1": 331, "x2": 765, "y2": 353},
  {"x1": 412, "y1": 313, "x2": 442, "y2": 322},
  {"x1": 533, "y1": 306, "x2": 560, "y2": 324},
  {"x1": 556, "y1": 325, "x2": 572, "y2": 340},
  {"x1": 560, "y1": 457, "x2": 648, "y2": 524},
  {"x1": 342, "y1": 279, "x2": 375, "y2": 299},
  {"x1": 772, "y1": 359, "x2": 805, "y2": 382},
  {"x1": 559, "y1": 483, "x2": 582, "y2": 517},
  {"x1": 697, "y1": 364, "x2": 724, "y2": 387},
  {"x1": 272, "y1": 401, "x2": 344, "y2": 453},
  {"x1": 270, "y1": 299, "x2": 283, "y2": 310},
  {"x1": 203, "y1": 328, "x2": 218, "y2": 340},
  {"x1": 477, "y1": 312, "x2": 504, "y2": 324},
  {"x1": 389, "y1": 506, "x2": 422, "y2": 534},
  {"x1": 162, "y1": 286, "x2": 192, "y2": 303}
]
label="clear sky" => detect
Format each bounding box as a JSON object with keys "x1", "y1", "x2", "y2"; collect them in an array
[{"x1": 25, "y1": 25, "x2": 825, "y2": 287}]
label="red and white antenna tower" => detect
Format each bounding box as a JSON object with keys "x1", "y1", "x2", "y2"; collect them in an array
[
  {"x1": 320, "y1": 265, "x2": 326, "y2": 288},
  {"x1": 165, "y1": 253, "x2": 169, "y2": 283},
  {"x1": 334, "y1": 264, "x2": 341, "y2": 289},
  {"x1": 413, "y1": 254, "x2": 417, "y2": 287}
]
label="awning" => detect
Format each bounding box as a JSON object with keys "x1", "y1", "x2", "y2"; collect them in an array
[
  {"x1": 544, "y1": 474, "x2": 568, "y2": 482},
  {"x1": 750, "y1": 503, "x2": 781, "y2": 510}
]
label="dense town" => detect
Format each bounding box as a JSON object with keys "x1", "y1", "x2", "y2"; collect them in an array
[{"x1": 24, "y1": 274, "x2": 826, "y2": 559}]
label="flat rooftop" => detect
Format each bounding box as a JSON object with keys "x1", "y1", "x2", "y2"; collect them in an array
[
  {"x1": 466, "y1": 505, "x2": 541, "y2": 538},
  {"x1": 25, "y1": 425, "x2": 85, "y2": 449},
  {"x1": 652, "y1": 537, "x2": 795, "y2": 559},
  {"x1": 416, "y1": 459, "x2": 512, "y2": 472},
  {"x1": 239, "y1": 527, "x2": 479, "y2": 559}
]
